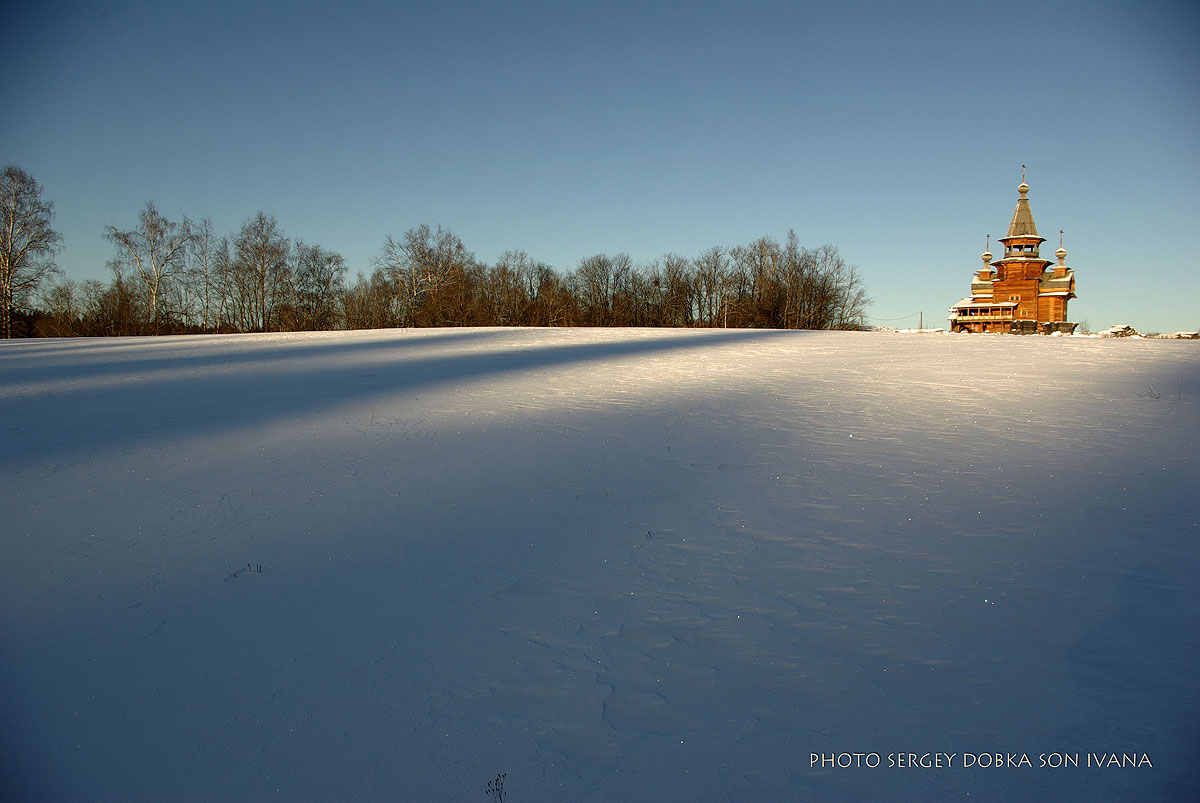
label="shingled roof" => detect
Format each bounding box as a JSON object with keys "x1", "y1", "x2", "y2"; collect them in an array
[{"x1": 1004, "y1": 181, "x2": 1041, "y2": 240}]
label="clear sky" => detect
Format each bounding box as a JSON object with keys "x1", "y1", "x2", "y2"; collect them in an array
[{"x1": 3, "y1": 0, "x2": 1197, "y2": 332}]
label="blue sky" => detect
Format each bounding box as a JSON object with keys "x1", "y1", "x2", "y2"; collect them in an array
[{"x1": 3, "y1": 0, "x2": 1197, "y2": 331}]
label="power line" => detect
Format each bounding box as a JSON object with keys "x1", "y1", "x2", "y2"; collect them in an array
[{"x1": 869, "y1": 311, "x2": 923, "y2": 322}]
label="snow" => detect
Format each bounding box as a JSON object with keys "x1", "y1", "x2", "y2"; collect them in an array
[{"x1": 2, "y1": 328, "x2": 1198, "y2": 802}]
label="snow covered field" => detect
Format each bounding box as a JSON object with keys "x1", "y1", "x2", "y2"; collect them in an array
[{"x1": 2, "y1": 327, "x2": 1197, "y2": 802}]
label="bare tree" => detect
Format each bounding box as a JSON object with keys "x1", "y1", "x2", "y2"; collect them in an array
[
  {"x1": 82, "y1": 274, "x2": 140, "y2": 336},
  {"x1": 0, "y1": 165, "x2": 62, "y2": 338},
  {"x1": 106, "y1": 202, "x2": 193, "y2": 333},
  {"x1": 526, "y1": 262, "x2": 573, "y2": 326},
  {"x1": 692, "y1": 245, "x2": 728, "y2": 327},
  {"x1": 483, "y1": 250, "x2": 535, "y2": 325},
  {"x1": 185, "y1": 217, "x2": 219, "y2": 330},
  {"x1": 619, "y1": 264, "x2": 659, "y2": 326},
  {"x1": 212, "y1": 235, "x2": 255, "y2": 332},
  {"x1": 342, "y1": 269, "x2": 403, "y2": 330},
  {"x1": 372, "y1": 234, "x2": 417, "y2": 326},
  {"x1": 573, "y1": 253, "x2": 634, "y2": 325},
  {"x1": 231, "y1": 212, "x2": 290, "y2": 332},
  {"x1": 814, "y1": 243, "x2": 870, "y2": 329},
  {"x1": 657, "y1": 253, "x2": 694, "y2": 326},
  {"x1": 779, "y1": 230, "x2": 829, "y2": 329},
  {"x1": 732, "y1": 236, "x2": 786, "y2": 327},
  {"x1": 38, "y1": 278, "x2": 80, "y2": 336},
  {"x1": 409, "y1": 224, "x2": 476, "y2": 325},
  {"x1": 289, "y1": 240, "x2": 346, "y2": 330},
  {"x1": 372, "y1": 224, "x2": 476, "y2": 326}
]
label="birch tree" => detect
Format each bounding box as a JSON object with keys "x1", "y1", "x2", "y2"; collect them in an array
[
  {"x1": 106, "y1": 202, "x2": 193, "y2": 333},
  {"x1": 185, "y1": 217, "x2": 218, "y2": 330},
  {"x1": 231, "y1": 212, "x2": 290, "y2": 332},
  {"x1": 0, "y1": 165, "x2": 62, "y2": 337},
  {"x1": 372, "y1": 224, "x2": 475, "y2": 326}
]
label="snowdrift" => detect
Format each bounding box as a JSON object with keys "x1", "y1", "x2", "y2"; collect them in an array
[{"x1": 2, "y1": 328, "x2": 1197, "y2": 801}]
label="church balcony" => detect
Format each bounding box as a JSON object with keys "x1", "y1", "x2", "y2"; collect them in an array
[
  {"x1": 949, "y1": 303, "x2": 1016, "y2": 320},
  {"x1": 951, "y1": 312, "x2": 1015, "y2": 321}
]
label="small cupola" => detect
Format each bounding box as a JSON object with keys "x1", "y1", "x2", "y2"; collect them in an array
[
  {"x1": 977, "y1": 234, "x2": 994, "y2": 279},
  {"x1": 1054, "y1": 230, "x2": 1070, "y2": 278}
]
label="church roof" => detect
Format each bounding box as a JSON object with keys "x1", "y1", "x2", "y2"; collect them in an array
[
  {"x1": 1003, "y1": 181, "x2": 1042, "y2": 241},
  {"x1": 949, "y1": 298, "x2": 1018, "y2": 309}
]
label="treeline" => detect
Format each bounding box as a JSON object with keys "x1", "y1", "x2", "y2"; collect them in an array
[{"x1": 5, "y1": 167, "x2": 870, "y2": 337}]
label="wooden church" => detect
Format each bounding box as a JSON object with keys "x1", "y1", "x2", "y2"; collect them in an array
[{"x1": 948, "y1": 174, "x2": 1077, "y2": 334}]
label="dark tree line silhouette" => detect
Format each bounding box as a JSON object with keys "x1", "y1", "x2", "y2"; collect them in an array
[{"x1": 6, "y1": 167, "x2": 870, "y2": 337}]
